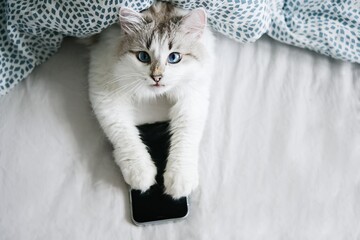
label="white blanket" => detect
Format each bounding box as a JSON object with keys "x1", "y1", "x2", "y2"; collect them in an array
[{"x1": 1, "y1": 34, "x2": 359, "y2": 239}]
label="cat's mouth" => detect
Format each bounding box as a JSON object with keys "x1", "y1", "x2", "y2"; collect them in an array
[{"x1": 151, "y1": 83, "x2": 165, "y2": 87}]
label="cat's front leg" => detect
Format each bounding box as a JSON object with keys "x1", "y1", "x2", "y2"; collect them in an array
[
  {"x1": 92, "y1": 97, "x2": 156, "y2": 192},
  {"x1": 164, "y1": 94, "x2": 209, "y2": 199},
  {"x1": 112, "y1": 129, "x2": 157, "y2": 192}
]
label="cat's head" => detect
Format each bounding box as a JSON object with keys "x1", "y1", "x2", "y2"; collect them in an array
[{"x1": 115, "y1": 2, "x2": 210, "y2": 98}]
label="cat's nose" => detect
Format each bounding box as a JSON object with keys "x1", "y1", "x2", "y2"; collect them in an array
[{"x1": 151, "y1": 74, "x2": 162, "y2": 83}]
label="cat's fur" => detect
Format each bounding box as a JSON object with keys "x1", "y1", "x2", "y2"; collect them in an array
[{"x1": 88, "y1": 2, "x2": 215, "y2": 199}]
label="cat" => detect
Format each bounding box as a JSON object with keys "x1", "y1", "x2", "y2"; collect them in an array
[{"x1": 88, "y1": 1, "x2": 215, "y2": 199}]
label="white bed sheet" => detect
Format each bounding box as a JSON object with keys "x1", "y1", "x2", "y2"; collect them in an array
[{"x1": 1, "y1": 34, "x2": 360, "y2": 240}]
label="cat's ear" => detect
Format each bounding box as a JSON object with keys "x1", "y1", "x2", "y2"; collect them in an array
[
  {"x1": 119, "y1": 7, "x2": 144, "y2": 34},
  {"x1": 180, "y1": 8, "x2": 207, "y2": 39}
]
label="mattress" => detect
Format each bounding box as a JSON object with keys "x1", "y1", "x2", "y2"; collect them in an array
[{"x1": 1, "y1": 33, "x2": 359, "y2": 239}]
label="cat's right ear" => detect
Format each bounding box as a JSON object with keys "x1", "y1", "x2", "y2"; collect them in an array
[{"x1": 119, "y1": 7, "x2": 144, "y2": 34}]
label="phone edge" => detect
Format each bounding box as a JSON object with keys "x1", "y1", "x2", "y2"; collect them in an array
[{"x1": 128, "y1": 188, "x2": 190, "y2": 226}]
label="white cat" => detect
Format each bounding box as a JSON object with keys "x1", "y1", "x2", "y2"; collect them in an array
[{"x1": 88, "y1": 2, "x2": 215, "y2": 199}]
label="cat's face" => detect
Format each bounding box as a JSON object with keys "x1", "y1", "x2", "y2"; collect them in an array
[{"x1": 115, "y1": 2, "x2": 208, "y2": 98}]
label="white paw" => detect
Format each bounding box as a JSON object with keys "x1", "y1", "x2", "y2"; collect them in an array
[
  {"x1": 163, "y1": 164, "x2": 199, "y2": 199},
  {"x1": 114, "y1": 148, "x2": 157, "y2": 192}
]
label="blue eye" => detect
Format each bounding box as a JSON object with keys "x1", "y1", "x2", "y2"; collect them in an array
[
  {"x1": 168, "y1": 52, "x2": 182, "y2": 64},
  {"x1": 137, "y1": 51, "x2": 151, "y2": 63}
]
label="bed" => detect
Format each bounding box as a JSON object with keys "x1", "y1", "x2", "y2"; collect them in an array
[{"x1": 1, "y1": 32, "x2": 360, "y2": 239}]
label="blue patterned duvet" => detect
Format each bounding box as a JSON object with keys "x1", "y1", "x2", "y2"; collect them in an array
[{"x1": 1, "y1": 0, "x2": 359, "y2": 95}]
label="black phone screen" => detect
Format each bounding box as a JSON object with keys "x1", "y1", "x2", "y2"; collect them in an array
[{"x1": 130, "y1": 122, "x2": 188, "y2": 225}]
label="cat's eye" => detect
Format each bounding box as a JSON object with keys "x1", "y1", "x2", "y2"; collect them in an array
[
  {"x1": 137, "y1": 51, "x2": 151, "y2": 63},
  {"x1": 167, "y1": 52, "x2": 182, "y2": 64}
]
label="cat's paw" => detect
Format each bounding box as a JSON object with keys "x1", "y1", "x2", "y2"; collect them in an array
[
  {"x1": 163, "y1": 163, "x2": 199, "y2": 199},
  {"x1": 114, "y1": 149, "x2": 157, "y2": 192}
]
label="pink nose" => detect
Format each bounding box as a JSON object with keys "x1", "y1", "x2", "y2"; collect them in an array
[{"x1": 151, "y1": 74, "x2": 162, "y2": 83}]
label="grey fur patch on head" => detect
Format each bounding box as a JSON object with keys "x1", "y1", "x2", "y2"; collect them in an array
[{"x1": 118, "y1": 2, "x2": 191, "y2": 54}]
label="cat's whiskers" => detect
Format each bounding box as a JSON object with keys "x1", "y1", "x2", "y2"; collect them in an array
[
  {"x1": 90, "y1": 80, "x2": 137, "y2": 104},
  {"x1": 132, "y1": 80, "x2": 148, "y2": 95},
  {"x1": 101, "y1": 73, "x2": 146, "y2": 87},
  {"x1": 103, "y1": 77, "x2": 141, "y2": 87},
  {"x1": 90, "y1": 81, "x2": 142, "y2": 109},
  {"x1": 115, "y1": 80, "x2": 143, "y2": 94},
  {"x1": 97, "y1": 80, "x2": 142, "y2": 102},
  {"x1": 91, "y1": 70, "x2": 143, "y2": 78},
  {"x1": 168, "y1": 76, "x2": 205, "y2": 96}
]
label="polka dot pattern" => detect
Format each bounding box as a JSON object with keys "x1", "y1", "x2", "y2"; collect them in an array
[
  {"x1": 165, "y1": 0, "x2": 271, "y2": 43},
  {"x1": 0, "y1": 0, "x2": 359, "y2": 95},
  {"x1": 268, "y1": 1, "x2": 360, "y2": 63},
  {"x1": 0, "y1": 0, "x2": 154, "y2": 95}
]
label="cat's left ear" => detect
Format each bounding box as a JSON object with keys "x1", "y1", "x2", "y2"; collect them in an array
[
  {"x1": 180, "y1": 8, "x2": 207, "y2": 39},
  {"x1": 119, "y1": 7, "x2": 144, "y2": 34}
]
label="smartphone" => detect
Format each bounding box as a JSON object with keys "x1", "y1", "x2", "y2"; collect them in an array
[{"x1": 130, "y1": 121, "x2": 189, "y2": 225}]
